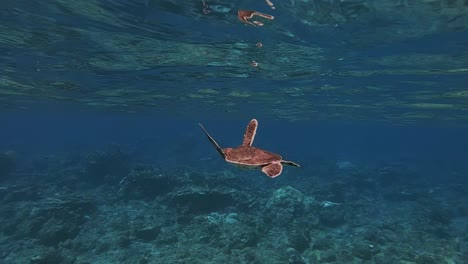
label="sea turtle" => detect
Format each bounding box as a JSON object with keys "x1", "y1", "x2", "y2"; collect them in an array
[{"x1": 199, "y1": 119, "x2": 300, "y2": 178}]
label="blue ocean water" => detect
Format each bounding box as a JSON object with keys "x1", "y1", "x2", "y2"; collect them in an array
[{"x1": 1, "y1": 1, "x2": 468, "y2": 263}]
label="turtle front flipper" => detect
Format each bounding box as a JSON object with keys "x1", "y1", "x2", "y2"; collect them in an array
[
  {"x1": 199, "y1": 123, "x2": 226, "y2": 159},
  {"x1": 242, "y1": 119, "x2": 258, "y2": 146},
  {"x1": 261, "y1": 162, "x2": 283, "y2": 178}
]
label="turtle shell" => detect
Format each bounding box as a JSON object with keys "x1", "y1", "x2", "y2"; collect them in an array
[{"x1": 223, "y1": 146, "x2": 282, "y2": 167}]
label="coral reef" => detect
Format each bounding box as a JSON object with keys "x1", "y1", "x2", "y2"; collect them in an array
[{"x1": 0, "y1": 157, "x2": 467, "y2": 264}]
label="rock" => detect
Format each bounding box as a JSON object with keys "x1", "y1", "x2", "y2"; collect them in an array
[
  {"x1": 265, "y1": 186, "x2": 315, "y2": 225},
  {"x1": 226, "y1": 230, "x2": 259, "y2": 250},
  {"x1": 3, "y1": 185, "x2": 40, "y2": 203},
  {"x1": 428, "y1": 207, "x2": 452, "y2": 225},
  {"x1": 38, "y1": 223, "x2": 72, "y2": 246},
  {"x1": 363, "y1": 229, "x2": 395, "y2": 245},
  {"x1": 312, "y1": 236, "x2": 332, "y2": 250},
  {"x1": 286, "y1": 248, "x2": 306, "y2": 264},
  {"x1": 242, "y1": 250, "x2": 261, "y2": 263},
  {"x1": 205, "y1": 212, "x2": 238, "y2": 225},
  {"x1": 157, "y1": 228, "x2": 179, "y2": 244},
  {"x1": 459, "y1": 241, "x2": 468, "y2": 255},
  {"x1": 117, "y1": 234, "x2": 131, "y2": 248},
  {"x1": 351, "y1": 241, "x2": 379, "y2": 260},
  {"x1": 289, "y1": 229, "x2": 310, "y2": 252},
  {"x1": 288, "y1": 254, "x2": 306, "y2": 264},
  {"x1": 415, "y1": 253, "x2": 448, "y2": 264},
  {"x1": 29, "y1": 251, "x2": 64, "y2": 264},
  {"x1": 119, "y1": 168, "x2": 176, "y2": 200},
  {"x1": 374, "y1": 255, "x2": 398, "y2": 264},
  {"x1": 168, "y1": 187, "x2": 237, "y2": 214},
  {"x1": 33, "y1": 198, "x2": 96, "y2": 246},
  {"x1": 267, "y1": 186, "x2": 305, "y2": 210},
  {"x1": 320, "y1": 252, "x2": 337, "y2": 263},
  {"x1": 319, "y1": 207, "x2": 346, "y2": 228},
  {"x1": 134, "y1": 226, "x2": 160, "y2": 242}
]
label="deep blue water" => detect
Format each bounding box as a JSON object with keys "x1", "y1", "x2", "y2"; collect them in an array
[
  {"x1": 2, "y1": 110, "x2": 467, "y2": 179},
  {"x1": 1, "y1": 1, "x2": 468, "y2": 263}
]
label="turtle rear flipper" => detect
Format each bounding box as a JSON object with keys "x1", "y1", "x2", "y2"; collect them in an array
[
  {"x1": 282, "y1": 160, "x2": 300, "y2": 167},
  {"x1": 199, "y1": 123, "x2": 225, "y2": 158},
  {"x1": 261, "y1": 162, "x2": 283, "y2": 178}
]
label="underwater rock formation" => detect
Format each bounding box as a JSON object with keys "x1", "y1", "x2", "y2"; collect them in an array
[
  {"x1": 265, "y1": 186, "x2": 316, "y2": 225},
  {"x1": 118, "y1": 167, "x2": 176, "y2": 200},
  {"x1": 167, "y1": 186, "x2": 238, "y2": 215},
  {"x1": 0, "y1": 157, "x2": 467, "y2": 263}
]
